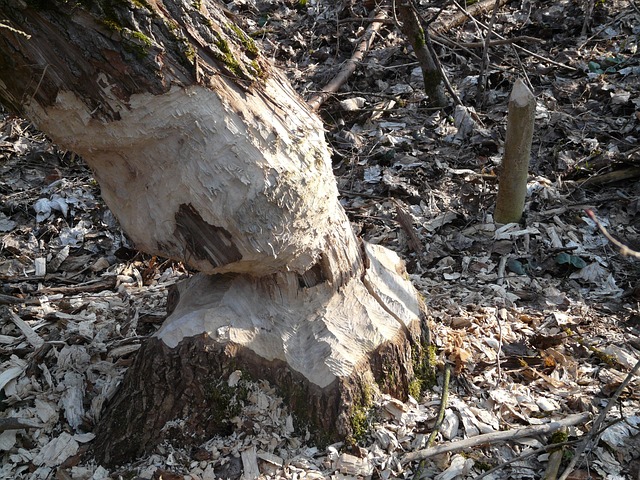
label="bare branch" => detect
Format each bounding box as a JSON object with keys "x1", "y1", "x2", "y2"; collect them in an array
[
  {"x1": 402, "y1": 412, "x2": 591, "y2": 464},
  {"x1": 585, "y1": 209, "x2": 640, "y2": 259}
]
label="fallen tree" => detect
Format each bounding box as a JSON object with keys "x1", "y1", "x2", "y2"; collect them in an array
[{"x1": 0, "y1": 0, "x2": 431, "y2": 466}]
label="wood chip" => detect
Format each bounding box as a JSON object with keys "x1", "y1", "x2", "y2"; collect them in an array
[{"x1": 5, "y1": 307, "x2": 44, "y2": 349}]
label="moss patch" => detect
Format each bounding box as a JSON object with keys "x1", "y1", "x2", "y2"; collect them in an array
[
  {"x1": 121, "y1": 28, "x2": 152, "y2": 59},
  {"x1": 204, "y1": 377, "x2": 249, "y2": 435},
  {"x1": 347, "y1": 381, "x2": 374, "y2": 445},
  {"x1": 228, "y1": 23, "x2": 259, "y2": 58},
  {"x1": 411, "y1": 338, "x2": 438, "y2": 397}
]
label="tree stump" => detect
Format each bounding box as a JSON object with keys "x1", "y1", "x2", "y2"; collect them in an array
[{"x1": 93, "y1": 243, "x2": 429, "y2": 465}]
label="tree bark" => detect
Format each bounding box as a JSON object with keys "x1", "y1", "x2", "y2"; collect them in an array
[
  {"x1": 0, "y1": 0, "x2": 431, "y2": 466},
  {"x1": 396, "y1": 0, "x2": 447, "y2": 108}
]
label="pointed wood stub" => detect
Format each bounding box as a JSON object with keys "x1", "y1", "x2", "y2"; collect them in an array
[
  {"x1": 92, "y1": 243, "x2": 429, "y2": 467},
  {"x1": 494, "y1": 78, "x2": 536, "y2": 224}
]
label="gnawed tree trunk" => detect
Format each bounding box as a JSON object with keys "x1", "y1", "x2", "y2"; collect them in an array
[{"x1": 0, "y1": 0, "x2": 431, "y2": 466}]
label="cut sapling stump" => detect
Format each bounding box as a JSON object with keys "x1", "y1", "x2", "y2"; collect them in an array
[{"x1": 494, "y1": 78, "x2": 536, "y2": 224}]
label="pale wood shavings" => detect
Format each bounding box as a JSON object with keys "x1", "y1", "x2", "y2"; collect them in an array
[
  {"x1": 4, "y1": 308, "x2": 44, "y2": 349},
  {"x1": 2, "y1": 0, "x2": 640, "y2": 478}
]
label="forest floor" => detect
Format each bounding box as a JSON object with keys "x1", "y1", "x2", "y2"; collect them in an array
[{"x1": 1, "y1": 0, "x2": 640, "y2": 479}]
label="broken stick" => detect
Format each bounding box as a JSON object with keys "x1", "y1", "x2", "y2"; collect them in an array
[
  {"x1": 307, "y1": 10, "x2": 386, "y2": 111},
  {"x1": 401, "y1": 412, "x2": 591, "y2": 464}
]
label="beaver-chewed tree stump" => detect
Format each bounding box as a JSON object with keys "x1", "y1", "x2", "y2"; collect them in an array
[
  {"x1": 0, "y1": 0, "x2": 432, "y2": 467},
  {"x1": 92, "y1": 243, "x2": 429, "y2": 465}
]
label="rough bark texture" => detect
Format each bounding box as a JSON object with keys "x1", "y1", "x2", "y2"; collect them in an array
[
  {"x1": 396, "y1": 0, "x2": 446, "y2": 108},
  {"x1": 93, "y1": 243, "x2": 429, "y2": 466},
  {"x1": 0, "y1": 0, "x2": 431, "y2": 466}
]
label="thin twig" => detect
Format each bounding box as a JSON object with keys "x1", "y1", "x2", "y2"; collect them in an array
[
  {"x1": 431, "y1": 34, "x2": 483, "y2": 61},
  {"x1": 557, "y1": 357, "x2": 640, "y2": 480},
  {"x1": 337, "y1": 17, "x2": 396, "y2": 25},
  {"x1": 476, "y1": 0, "x2": 502, "y2": 106},
  {"x1": 495, "y1": 309, "x2": 503, "y2": 384},
  {"x1": 579, "y1": 11, "x2": 628, "y2": 48},
  {"x1": 29, "y1": 64, "x2": 49, "y2": 105},
  {"x1": 447, "y1": 1, "x2": 577, "y2": 71},
  {"x1": 585, "y1": 209, "x2": 640, "y2": 259},
  {"x1": 413, "y1": 364, "x2": 452, "y2": 480},
  {"x1": 510, "y1": 44, "x2": 534, "y2": 93},
  {"x1": 458, "y1": 36, "x2": 543, "y2": 48},
  {"x1": 424, "y1": 26, "x2": 462, "y2": 107}
]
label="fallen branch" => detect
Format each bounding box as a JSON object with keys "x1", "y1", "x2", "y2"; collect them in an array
[
  {"x1": 0, "y1": 294, "x2": 40, "y2": 306},
  {"x1": 431, "y1": 0, "x2": 511, "y2": 35},
  {"x1": 477, "y1": 0, "x2": 503, "y2": 106},
  {"x1": 307, "y1": 10, "x2": 387, "y2": 111},
  {"x1": 35, "y1": 275, "x2": 118, "y2": 295},
  {"x1": 580, "y1": 166, "x2": 640, "y2": 187},
  {"x1": 401, "y1": 412, "x2": 591, "y2": 464}
]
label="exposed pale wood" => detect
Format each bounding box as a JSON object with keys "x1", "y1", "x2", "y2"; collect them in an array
[
  {"x1": 5, "y1": 308, "x2": 44, "y2": 349},
  {"x1": 93, "y1": 243, "x2": 426, "y2": 466},
  {"x1": 494, "y1": 79, "x2": 536, "y2": 224},
  {"x1": 0, "y1": 1, "x2": 430, "y2": 466}
]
